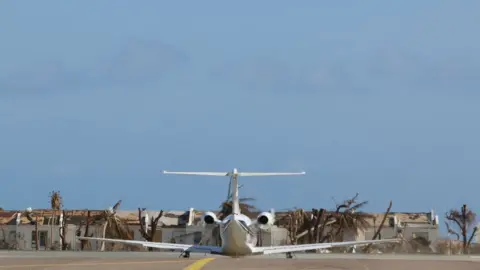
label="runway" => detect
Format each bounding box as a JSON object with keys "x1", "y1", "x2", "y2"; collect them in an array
[{"x1": 0, "y1": 251, "x2": 479, "y2": 270}]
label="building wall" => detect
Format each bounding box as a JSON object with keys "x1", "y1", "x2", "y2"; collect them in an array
[
  {"x1": 1, "y1": 216, "x2": 440, "y2": 251},
  {"x1": 129, "y1": 225, "x2": 162, "y2": 242},
  {"x1": 362, "y1": 225, "x2": 439, "y2": 242},
  {"x1": 0, "y1": 224, "x2": 79, "y2": 251},
  {"x1": 262, "y1": 223, "x2": 439, "y2": 247},
  {"x1": 162, "y1": 226, "x2": 203, "y2": 244},
  {"x1": 258, "y1": 226, "x2": 289, "y2": 246},
  {"x1": 476, "y1": 227, "x2": 480, "y2": 243}
]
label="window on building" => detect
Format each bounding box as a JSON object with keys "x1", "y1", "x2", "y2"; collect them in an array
[
  {"x1": 412, "y1": 232, "x2": 429, "y2": 241},
  {"x1": 39, "y1": 231, "x2": 48, "y2": 247},
  {"x1": 31, "y1": 231, "x2": 36, "y2": 249},
  {"x1": 32, "y1": 231, "x2": 48, "y2": 248}
]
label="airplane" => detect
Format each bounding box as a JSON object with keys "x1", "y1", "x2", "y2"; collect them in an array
[{"x1": 79, "y1": 168, "x2": 401, "y2": 259}]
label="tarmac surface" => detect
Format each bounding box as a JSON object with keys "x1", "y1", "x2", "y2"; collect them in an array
[{"x1": 0, "y1": 251, "x2": 479, "y2": 270}]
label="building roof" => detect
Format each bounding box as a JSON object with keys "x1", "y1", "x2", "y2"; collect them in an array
[
  {"x1": 0, "y1": 209, "x2": 196, "y2": 227},
  {"x1": 0, "y1": 209, "x2": 436, "y2": 228}
]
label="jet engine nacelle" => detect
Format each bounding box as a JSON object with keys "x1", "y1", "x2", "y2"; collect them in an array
[
  {"x1": 202, "y1": 211, "x2": 219, "y2": 225},
  {"x1": 256, "y1": 212, "x2": 274, "y2": 226}
]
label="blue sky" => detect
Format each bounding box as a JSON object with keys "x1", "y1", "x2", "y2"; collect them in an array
[{"x1": 1, "y1": 1, "x2": 479, "y2": 230}]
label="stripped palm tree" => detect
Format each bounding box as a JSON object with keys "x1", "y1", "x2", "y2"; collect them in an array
[
  {"x1": 218, "y1": 197, "x2": 258, "y2": 220},
  {"x1": 293, "y1": 208, "x2": 332, "y2": 244},
  {"x1": 281, "y1": 193, "x2": 374, "y2": 247},
  {"x1": 327, "y1": 197, "x2": 374, "y2": 242},
  {"x1": 283, "y1": 208, "x2": 308, "y2": 245},
  {"x1": 48, "y1": 191, "x2": 63, "y2": 249},
  {"x1": 100, "y1": 200, "x2": 133, "y2": 251}
]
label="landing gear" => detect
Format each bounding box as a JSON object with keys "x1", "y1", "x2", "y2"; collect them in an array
[
  {"x1": 286, "y1": 252, "x2": 294, "y2": 259},
  {"x1": 179, "y1": 251, "x2": 191, "y2": 258}
]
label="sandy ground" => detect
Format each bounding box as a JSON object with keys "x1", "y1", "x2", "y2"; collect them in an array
[{"x1": 0, "y1": 251, "x2": 479, "y2": 270}]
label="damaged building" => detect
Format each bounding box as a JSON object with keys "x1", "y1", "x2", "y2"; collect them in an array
[{"x1": 0, "y1": 208, "x2": 440, "y2": 251}]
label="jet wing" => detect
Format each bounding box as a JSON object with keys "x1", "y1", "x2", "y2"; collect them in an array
[
  {"x1": 252, "y1": 238, "x2": 401, "y2": 255},
  {"x1": 78, "y1": 237, "x2": 222, "y2": 254}
]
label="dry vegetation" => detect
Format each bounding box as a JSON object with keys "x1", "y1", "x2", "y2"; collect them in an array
[
  {"x1": 444, "y1": 204, "x2": 478, "y2": 254},
  {"x1": 137, "y1": 208, "x2": 163, "y2": 250},
  {"x1": 277, "y1": 193, "x2": 394, "y2": 252},
  {"x1": 277, "y1": 194, "x2": 479, "y2": 255},
  {"x1": 1, "y1": 190, "x2": 478, "y2": 255}
]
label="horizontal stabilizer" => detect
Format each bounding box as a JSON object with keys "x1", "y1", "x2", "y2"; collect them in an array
[
  {"x1": 238, "y1": 172, "x2": 305, "y2": 177},
  {"x1": 162, "y1": 170, "x2": 305, "y2": 177},
  {"x1": 162, "y1": 171, "x2": 229, "y2": 176}
]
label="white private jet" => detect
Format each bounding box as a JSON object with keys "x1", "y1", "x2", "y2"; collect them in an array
[{"x1": 79, "y1": 168, "x2": 400, "y2": 259}]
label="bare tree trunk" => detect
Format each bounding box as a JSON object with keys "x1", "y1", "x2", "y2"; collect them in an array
[
  {"x1": 467, "y1": 226, "x2": 478, "y2": 252},
  {"x1": 149, "y1": 212, "x2": 163, "y2": 244},
  {"x1": 373, "y1": 201, "x2": 393, "y2": 240},
  {"x1": 288, "y1": 211, "x2": 301, "y2": 245},
  {"x1": 80, "y1": 210, "x2": 93, "y2": 251},
  {"x1": 138, "y1": 209, "x2": 163, "y2": 251},
  {"x1": 313, "y1": 209, "x2": 325, "y2": 243},
  {"x1": 319, "y1": 215, "x2": 336, "y2": 243},
  {"x1": 100, "y1": 221, "x2": 108, "y2": 251},
  {"x1": 59, "y1": 210, "x2": 68, "y2": 250},
  {"x1": 461, "y1": 204, "x2": 468, "y2": 254},
  {"x1": 35, "y1": 216, "x2": 39, "y2": 251},
  {"x1": 50, "y1": 211, "x2": 56, "y2": 249},
  {"x1": 364, "y1": 200, "x2": 392, "y2": 253}
]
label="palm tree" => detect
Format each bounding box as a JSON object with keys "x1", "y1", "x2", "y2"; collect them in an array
[
  {"x1": 218, "y1": 197, "x2": 258, "y2": 220},
  {"x1": 48, "y1": 191, "x2": 63, "y2": 249},
  {"x1": 100, "y1": 200, "x2": 133, "y2": 251},
  {"x1": 292, "y1": 208, "x2": 331, "y2": 244},
  {"x1": 280, "y1": 208, "x2": 309, "y2": 245},
  {"x1": 281, "y1": 193, "x2": 374, "y2": 246},
  {"x1": 327, "y1": 198, "x2": 374, "y2": 242}
]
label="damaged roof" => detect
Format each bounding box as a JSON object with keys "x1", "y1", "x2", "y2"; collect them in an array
[
  {"x1": 0, "y1": 209, "x2": 196, "y2": 227},
  {"x1": 0, "y1": 209, "x2": 436, "y2": 227}
]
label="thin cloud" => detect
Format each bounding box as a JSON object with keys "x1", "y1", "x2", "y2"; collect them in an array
[
  {"x1": 368, "y1": 48, "x2": 480, "y2": 92},
  {"x1": 211, "y1": 49, "x2": 480, "y2": 96},
  {"x1": 210, "y1": 56, "x2": 325, "y2": 94},
  {"x1": 96, "y1": 39, "x2": 189, "y2": 86},
  {"x1": 0, "y1": 61, "x2": 78, "y2": 97},
  {"x1": 0, "y1": 39, "x2": 189, "y2": 97}
]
